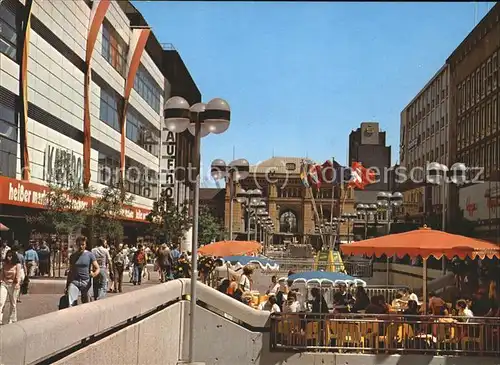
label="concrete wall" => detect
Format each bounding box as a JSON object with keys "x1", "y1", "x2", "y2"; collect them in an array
[{"x1": 2, "y1": 279, "x2": 498, "y2": 365}]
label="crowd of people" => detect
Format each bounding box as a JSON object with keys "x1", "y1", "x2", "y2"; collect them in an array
[
  {"x1": 0, "y1": 235, "x2": 200, "y2": 323},
  {"x1": 214, "y1": 264, "x2": 500, "y2": 325}
]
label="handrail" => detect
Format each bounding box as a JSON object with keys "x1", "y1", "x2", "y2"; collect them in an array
[{"x1": 0, "y1": 280, "x2": 271, "y2": 365}]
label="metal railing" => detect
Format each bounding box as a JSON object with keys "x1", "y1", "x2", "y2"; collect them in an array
[
  {"x1": 270, "y1": 313, "x2": 500, "y2": 356},
  {"x1": 273, "y1": 259, "x2": 373, "y2": 278}
]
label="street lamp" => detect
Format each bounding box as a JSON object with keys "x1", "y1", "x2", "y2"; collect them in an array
[
  {"x1": 236, "y1": 189, "x2": 263, "y2": 240},
  {"x1": 426, "y1": 162, "x2": 467, "y2": 273},
  {"x1": 211, "y1": 158, "x2": 250, "y2": 240},
  {"x1": 376, "y1": 191, "x2": 403, "y2": 234},
  {"x1": 341, "y1": 212, "x2": 357, "y2": 243},
  {"x1": 164, "y1": 96, "x2": 230, "y2": 365},
  {"x1": 356, "y1": 203, "x2": 378, "y2": 239}
]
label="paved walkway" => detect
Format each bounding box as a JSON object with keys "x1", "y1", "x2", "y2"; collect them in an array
[
  {"x1": 6, "y1": 271, "x2": 161, "y2": 323},
  {"x1": 6, "y1": 269, "x2": 276, "y2": 323}
]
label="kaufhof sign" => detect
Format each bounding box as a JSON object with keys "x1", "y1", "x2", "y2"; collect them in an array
[
  {"x1": 44, "y1": 144, "x2": 83, "y2": 187},
  {"x1": 459, "y1": 181, "x2": 500, "y2": 221},
  {"x1": 0, "y1": 176, "x2": 150, "y2": 222},
  {"x1": 162, "y1": 130, "x2": 176, "y2": 199}
]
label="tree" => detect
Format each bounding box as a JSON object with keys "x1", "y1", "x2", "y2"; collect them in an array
[
  {"x1": 27, "y1": 183, "x2": 90, "y2": 236},
  {"x1": 89, "y1": 185, "x2": 134, "y2": 245},
  {"x1": 198, "y1": 205, "x2": 224, "y2": 246},
  {"x1": 146, "y1": 190, "x2": 191, "y2": 245}
]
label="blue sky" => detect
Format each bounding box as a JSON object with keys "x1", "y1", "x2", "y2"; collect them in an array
[{"x1": 134, "y1": 1, "x2": 493, "y2": 187}]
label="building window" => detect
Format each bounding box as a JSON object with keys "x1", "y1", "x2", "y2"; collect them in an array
[
  {"x1": 466, "y1": 77, "x2": 470, "y2": 109},
  {"x1": 487, "y1": 58, "x2": 492, "y2": 94},
  {"x1": 98, "y1": 151, "x2": 120, "y2": 187},
  {"x1": 481, "y1": 105, "x2": 486, "y2": 139},
  {"x1": 0, "y1": 102, "x2": 17, "y2": 178},
  {"x1": 126, "y1": 108, "x2": 160, "y2": 157},
  {"x1": 134, "y1": 64, "x2": 161, "y2": 113},
  {"x1": 0, "y1": 2, "x2": 16, "y2": 61},
  {"x1": 481, "y1": 64, "x2": 486, "y2": 98},
  {"x1": 99, "y1": 88, "x2": 121, "y2": 132},
  {"x1": 486, "y1": 101, "x2": 491, "y2": 136},
  {"x1": 124, "y1": 157, "x2": 157, "y2": 199},
  {"x1": 101, "y1": 21, "x2": 127, "y2": 76},
  {"x1": 493, "y1": 96, "x2": 498, "y2": 133}
]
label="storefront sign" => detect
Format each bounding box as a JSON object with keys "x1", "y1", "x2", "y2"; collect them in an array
[
  {"x1": 0, "y1": 176, "x2": 150, "y2": 222},
  {"x1": 459, "y1": 182, "x2": 500, "y2": 221},
  {"x1": 163, "y1": 130, "x2": 176, "y2": 199},
  {"x1": 44, "y1": 144, "x2": 83, "y2": 187}
]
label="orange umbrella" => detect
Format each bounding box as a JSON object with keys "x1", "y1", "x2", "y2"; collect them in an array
[
  {"x1": 198, "y1": 240, "x2": 262, "y2": 257},
  {"x1": 341, "y1": 226, "x2": 500, "y2": 260},
  {"x1": 341, "y1": 226, "x2": 500, "y2": 311}
]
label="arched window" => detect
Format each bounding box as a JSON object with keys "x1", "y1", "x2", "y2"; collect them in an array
[{"x1": 280, "y1": 210, "x2": 298, "y2": 233}]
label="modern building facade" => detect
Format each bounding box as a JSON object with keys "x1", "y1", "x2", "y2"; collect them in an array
[
  {"x1": 227, "y1": 157, "x2": 356, "y2": 246},
  {"x1": 0, "y1": 0, "x2": 196, "y2": 243},
  {"x1": 449, "y1": 3, "x2": 500, "y2": 240},
  {"x1": 399, "y1": 65, "x2": 451, "y2": 222},
  {"x1": 348, "y1": 122, "x2": 391, "y2": 192}
]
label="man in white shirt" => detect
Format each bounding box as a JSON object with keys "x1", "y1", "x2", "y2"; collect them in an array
[{"x1": 91, "y1": 238, "x2": 112, "y2": 300}]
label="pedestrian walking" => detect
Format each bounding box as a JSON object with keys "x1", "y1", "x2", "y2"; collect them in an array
[
  {"x1": 91, "y1": 238, "x2": 112, "y2": 300},
  {"x1": 112, "y1": 244, "x2": 127, "y2": 293},
  {"x1": 0, "y1": 250, "x2": 21, "y2": 324},
  {"x1": 132, "y1": 244, "x2": 146, "y2": 285},
  {"x1": 24, "y1": 243, "x2": 39, "y2": 278},
  {"x1": 12, "y1": 243, "x2": 26, "y2": 302},
  {"x1": 65, "y1": 236, "x2": 100, "y2": 307}
]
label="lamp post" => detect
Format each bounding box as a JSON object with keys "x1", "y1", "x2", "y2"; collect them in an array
[
  {"x1": 376, "y1": 192, "x2": 403, "y2": 287},
  {"x1": 164, "y1": 96, "x2": 230, "y2": 365},
  {"x1": 211, "y1": 158, "x2": 249, "y2": 240},
  {"x1": 236, "y1": 189, "x2": 263, "y2": 240},
  {"x1": 376, "y1": 192, "x2": 404, "y2": 234},
  {"x1": 255, "y1": 206, "x2": 268, "y2": 241},
  {"x1": 427, "y1": 162, "x2": 467, "y2": 273},
  {"x1": 341, "y1": 213, "x2": 357, "y2": 243},
  {"x1": 356, "y1": 203, "x2": 378, "y2": 239}
]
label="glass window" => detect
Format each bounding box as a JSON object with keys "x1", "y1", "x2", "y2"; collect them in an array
[
  {"x1": 101, "y1": 22, "x2": 127, "y2": 77},
  {"x1": 126, "y1": 108, "x2": 159, "y2": 157},
  {"x1": 0, "y1": 3, "x2": 17, "y2": 61},
  {"x1": 134, "y1": 64, "x2": 161, "y2": 113},
  {"x1": 124, "y1": 157, "x2": 157, "y2": 199},
  {"x1": 0, "y1": 101, "x2": 17, "y2": 178},
  {"x1": 99, "y1": 88, "x2": 120, "y2": 132},
  {"x1": 98, "y1": 151, "x2": 120, "y2": 187}
]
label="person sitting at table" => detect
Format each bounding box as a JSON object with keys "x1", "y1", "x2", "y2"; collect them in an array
[
  {"x1": 337, "y1": 282, "x2": 354, "y2": 306},
  {"x1": 352, "y1": 285, "x2": 370, "y2": 313},
  {"x1": 391, "y1": 292, "x2": 405, "y2": 310},
  {"x1": 268, "y1": 295, "x2": 281, "y2": 313},
  {"x1": 259, "y1": 292, "x2": 275, "y2": 311},
  {"x1": 308, "y1": 287, "x2": 329, "y2": 314},
  {"x1": 266, "y1": 275, "x2": 280, "y2": 295},
  {"x1": 283, "y1": 291, "x2": 301, "y2": 313},
  {"x1": 365, "y1": 295, "x2": 388, "y2": 314},
  {"x1": 456, "y1": 299, "x2": 474, "y2": 321},
  {"x1": 332, "y1": 292, "x2": 350, "y2": 314},
  {"x1": 428, "y1": 291, "x2": 445, "y2": 315},
  {"x1": 403, "y1": 300, "x2": 419, "y2": 319}
]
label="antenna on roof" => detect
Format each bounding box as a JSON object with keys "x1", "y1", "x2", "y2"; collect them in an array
[
  {"x1": 232, "y1": 145, "x2": 235, "y2": 160},
  {"x1": 272, "y1": 147, "x2": 275, "y2": 157}
]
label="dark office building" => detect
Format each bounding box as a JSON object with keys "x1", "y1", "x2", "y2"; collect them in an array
[{"x1": 348, "y1": 122, "x2": 391, "y2": 191}]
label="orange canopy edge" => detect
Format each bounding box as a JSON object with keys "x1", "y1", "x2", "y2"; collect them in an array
[
  {"x1": 198, "y1": 240, "x2": 262, "y2": 258},
  {"x1": 340, "y1": 226, "x2": 500, "y2": 260}
]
